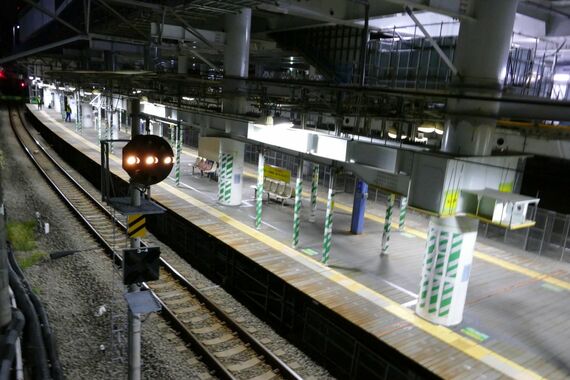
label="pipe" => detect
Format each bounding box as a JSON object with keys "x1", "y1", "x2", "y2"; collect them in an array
[
  {"x1": 9, "y1": 289, "x2": 24, "y2": 380},
  {"x1": 0, "y1": 308, "x2": 25, "y2": 380},
  {"x1": 7, "y1": 242, "x2": 62, "y2": 379},
  {"x1": 8, "y1": 259, "x2": 50, "y2": 380},
  {"x1": 497, "y1": 119, "x2": 570, "y2": 133}
]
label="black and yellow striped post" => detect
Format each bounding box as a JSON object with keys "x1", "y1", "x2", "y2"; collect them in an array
[{"x1": 127, "y1": 214, "x2": 146, "y2": 239}]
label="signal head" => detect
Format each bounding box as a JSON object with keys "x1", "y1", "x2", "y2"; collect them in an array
[{"x1": 122, "y1": 135, "x2": 174, "y2": 186}]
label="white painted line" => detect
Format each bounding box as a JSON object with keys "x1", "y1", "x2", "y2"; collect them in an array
[
  {"x1": 241, "y1": 200, "x2": 253, "y2": 207},
  {"x1": 381, "y1": 279, "x2": 418, "y2": 298},
  {"x1": 246, "y1": 215, "x2": 280, "y2": 231},
  {"x1": 172, "y1": 178, "x2": 204, "y2": 194},
  {"x1": 401, "y1": 299, "x2": 418, "y2": 308}
]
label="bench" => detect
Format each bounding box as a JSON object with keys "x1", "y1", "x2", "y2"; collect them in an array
[
  {"x1": 254, "y1": 178, "x2": 295, "y2": 206},
  {"x1": 191, "y1": 156, "x2": 217, "y2": 179}
]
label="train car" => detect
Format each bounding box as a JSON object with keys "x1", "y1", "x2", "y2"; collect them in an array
[{"x1": 0, "y1": 65, "x2": 27, "y2": 100}]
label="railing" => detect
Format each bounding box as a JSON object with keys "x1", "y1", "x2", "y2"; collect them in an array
[{"x1": 479, "y1": 205, "x2": 570, "y2": 262}]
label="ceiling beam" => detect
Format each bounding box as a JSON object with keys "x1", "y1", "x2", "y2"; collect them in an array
[
  {"x1": 93, "y1": 0, "x2": 148, "y2": 39},
  {"x1": 21, "y1": 0, "x2": 84, "y2": 35},
  {"x1": 0, "y1": 35, "x2": 89, "y2": 64}
]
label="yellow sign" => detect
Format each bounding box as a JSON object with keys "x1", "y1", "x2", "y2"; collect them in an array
[
  {"x1": 442, "y1": 190, "x2": 460, "y2": 215},
  {"x1": 127, "y1": 214, "x2": 146, "y2": 238},
  {"x1": 264, "y1": 164, "x2": 291, "y2": 183},
  {"x1": 498, "y1": 182, "x2": 513, "y2": 193}
]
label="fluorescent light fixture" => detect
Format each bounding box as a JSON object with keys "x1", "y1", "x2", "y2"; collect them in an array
[
  {"x1": 28, "y1": 76, "x2": 34, "y2": 80},
  {"x1": 349, "y1": 159, "x2": 356, "y2": 163},
  {"x1": 388, "y1": 132, "x2": 397, "y2": 139},
  {"x1": 553, "y1": 73, "x2": 570, "y2": 82},
  {"x1": 418, "y1": 125, "x2": 435, "y2": 133},
  {"x1": 182, "y1": 96, "x2": 195, "y2": 101}
]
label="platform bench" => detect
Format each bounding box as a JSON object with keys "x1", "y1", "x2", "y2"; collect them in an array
[{"x1": 253, "y1": 178, "x2": 295, "y2": 206}]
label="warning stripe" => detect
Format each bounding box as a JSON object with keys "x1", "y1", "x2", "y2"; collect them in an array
[{"x1": 128, "y1": 214, "x2": 146, "y2": 238}]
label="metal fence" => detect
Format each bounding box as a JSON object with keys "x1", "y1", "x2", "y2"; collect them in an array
[{"x1": 479, "y1": 205, "x2": 570, "y2": 262}]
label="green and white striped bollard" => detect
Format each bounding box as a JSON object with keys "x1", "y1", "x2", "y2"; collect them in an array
[
  {"x1": 292, "y1": 160, "x2": 303, "y2": 248},
  {"x1": 321, "y1": 187, "x2": 335, "y2": 265},
  {"x1": 255, "y1": 152, "x2": 264, "y2": 229},
  {"x1": 175, "y1": 126, "x2": 182, "y2": 186},
  {"x1": 309, "y1": 164, "x2": 319, "y2": 222},
  {"x1": 399, "y1": 196, "x2": 408, "y2": 231},
  {"x1": 170, "y1": 125, "x2": 175, "y2": 145},
  {"x1": 381, "y1": 193, "x2": 395, "y2": 255}
]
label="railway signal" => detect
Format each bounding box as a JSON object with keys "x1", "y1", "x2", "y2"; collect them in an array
[{"x1": 122, "y1": 135, "x2": 174, "y2": 186}]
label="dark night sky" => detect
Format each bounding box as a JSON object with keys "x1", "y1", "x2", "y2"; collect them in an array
[{"x1": 0, "y1": 1, "x2": 24, "y2": 58}]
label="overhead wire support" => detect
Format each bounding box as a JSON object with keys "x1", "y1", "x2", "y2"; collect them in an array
[{"x1": 404, "y1": 6, "x2": 459, "y2": 78}]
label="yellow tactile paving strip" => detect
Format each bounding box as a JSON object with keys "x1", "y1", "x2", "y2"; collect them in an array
[{"x1": 34, "y1": 107, "x2": 547, "y2": 379}]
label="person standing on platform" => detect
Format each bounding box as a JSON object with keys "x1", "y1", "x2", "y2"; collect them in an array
[
  {"x1": 38, "y1": 95, "x2": 42, "y2": 110},
  {"x1": 65, "y1": 102, "x2": 71, "y2": 122}
]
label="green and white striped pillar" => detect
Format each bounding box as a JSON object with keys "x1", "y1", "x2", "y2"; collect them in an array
[
  {"x1": 175, "y1": 125, "x2": 182, "y2": 186},
  {"x1": 292, "y1": 159, "x2": 304, "y2": 248},
  {"x1": 74, "y1": 92, "x2": 81, "y2": 132},
  {"x1": 255, "y1": 151, "x2": 265, "y2": 230},
  {"x1": 321, "y1": 171, "x2": 335, "y2": 265},
  {"x1": 107, "y1": 100, "x2": 113, "y2": 153},
  {"x1": 218, "y1": 152, "x2": 234, "y2": 204},
  {"x1": 309, "y1": 164, "x2": 319, "y2": 222},
  {"x1": 399, "y1": 196, "x2": 408, "y2": 231},
  {"x1": 416, "y1": 216, "x2": 478, "y2": 326},
  {"x1": 96, "y1": 96, "x2": 102, "y2": 141},
  {"x1": 170, "y1": 125, "x2": 175, "y2": 145},
  {"x1": 381, "y1": 193, "x2": 395, "y2": 255},
  {"x1": 217, "y1": 151, "x2": 228, "y2": 202}
]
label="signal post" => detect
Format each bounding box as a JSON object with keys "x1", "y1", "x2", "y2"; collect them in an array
[{"x1": 105, "y1": 98, "x2": 174, "y2": 380}]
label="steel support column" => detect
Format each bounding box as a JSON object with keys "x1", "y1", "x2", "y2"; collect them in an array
[
  {"x1": 255, "y1": 150, "x2": 265, "y2": 230},
  {"x1": 321, "y1": 170, "x2": 335, "y2": 265},
  {"x1": 292, "y1": 159, "x2": 304, "y2": 248}
]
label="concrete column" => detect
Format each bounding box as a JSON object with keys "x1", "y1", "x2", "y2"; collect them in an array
[
  {"x1": 81, "y1": 102, "x2": 93, "y2": 129},
  {"x1": 441, "y1": 0, "x2": 519, "y2": 156},
  {"x1": 223, "y1": 8, "x2": 251, "y2": 115},
  {"x1": 218, "y1": 139, "x2": 245, "y2": 206},
  {"x1": 416, "y1": 216, "x2": 478, "y2": 326}
]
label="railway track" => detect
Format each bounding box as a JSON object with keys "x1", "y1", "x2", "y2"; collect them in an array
[{"x1": 8, "y1": 106, "x2": 303, "y2": 380}]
